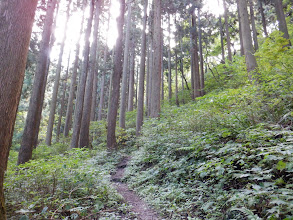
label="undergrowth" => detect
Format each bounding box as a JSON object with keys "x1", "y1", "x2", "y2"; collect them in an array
[
  {"x1": 5, "y1": 145, "x2": 132, "y2": 220},
  {"x1": 123, "y1": 32, "x2": 293, "y2": 220}
]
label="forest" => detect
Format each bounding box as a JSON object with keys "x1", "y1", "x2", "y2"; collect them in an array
[{"x1": 0, "y1": 0, "x2": 292, "y2": 219}]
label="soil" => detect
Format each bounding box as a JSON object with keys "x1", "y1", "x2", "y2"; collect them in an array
[{"x1": 111, "y1": 157, "x2": 160, "y2": 220}]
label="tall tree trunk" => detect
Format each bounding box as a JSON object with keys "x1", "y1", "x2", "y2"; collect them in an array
[
  {"x1": 218, "y1": 0, "x2": 225, "y2": 62},
  {"x1": 179, "y1": 37, "x2": 185, "y2": 104},
  {"x1": 249, "y1": 0, "x2": 259, "y2": 50},
  {"x1": 237, "y1": 0, "x2": 258, "y2": 81},
  {"x1": 191, "y1": 13, "x2": 201, "y2": 98},
  {"x1": 135, "y1": 62, "x2": 139, "y2": 108},
  {"x1": 175, "y1": 50, "x2": 179, "y2": 106},
  {"x1": 147, "y1": 37, "x2": 153, "y2": 116},
  {"x1": 18, "y1": 0, "x2": 57, "y2": 165},
  {"x1": 161, "y1": 31, "x2": 164, "y2": 101},
  {"x1": 150, "y1": 0, "x2": 161, "y2": 118},
  {"x1": 90, "y1": 50, "x2": 100, "y2": 121},
  {"x1": 274, "y1": 0, "x2": 291, "y2": 44},
  {"x1": 128, "y1": 43, "x2": 135, "y2": 112},
  {"x1": 56, "y1": 53, "x2": 71, "y2": 142},
  {"x1": 98, "y1": 5, "x2": 111, "y2": 121},
  {"x1": 46, "y1": 0, "x2": 72, "y2": 146},
  {"x1": 107, "y1": 0, "x2": 125, "y2": 150},
  {"x1": 258, "y1": 0, "x2": 268, "y2": 37},
  {"x1": 223, "y1": 0, "x2": 233, "y2": 61},
  {"x1": 0, "y1": 0, "x2": 37, "y2": 218},
  {"x1": 167, "y1": 14, "x2": 172, "y2": 102},
  {"x1": 33, "y1": 3, "x2": 60, "y2": 148},
  {"x1": 119, "y1": 0, "x2": 132, "y2": 129},
  {"x1": 237, "y1": 2, "x2": 245, "y2": 56},
  {"x1": 70, "y1": 0, "x2": 94, "y2": 148},
  {"x1": 79, "y1": 0, "x2": 101, "y2": 148},
  {"x1": 64, "y1": 1, "x2": 86, "y2": 137},
  {"x1": 190, "y1": 17, "x2": 195, "y2": 100},
  {"x1": 198, "y1": 9, "x2": 205, "y2": 96},
  {"x1": 136, "y1": 0, "x2": 148, "y2": 136},
  {"x1": 107, "y1": 49, "x2": 115, "y2": 122}
]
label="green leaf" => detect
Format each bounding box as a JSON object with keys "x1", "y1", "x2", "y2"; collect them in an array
[{"x1": 276, "y1": 160, "x2": 286, "y2": 171}]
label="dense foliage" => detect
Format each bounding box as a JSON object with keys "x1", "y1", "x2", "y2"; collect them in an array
[
  {"x1": 123, "y1": 32, "x2": 293, "y2": 219},
  {"x1": 4, "y1": 146, "x2": 133, "y2": 219}
]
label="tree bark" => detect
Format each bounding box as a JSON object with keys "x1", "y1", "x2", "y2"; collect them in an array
[
  {"x1": 136, "y1": 0, "x2": 148, "y2": 136},
  {"x1": 249, "y1": 0, "x2": 259, "y2": 51},
  {"x1": 191, "y1": 13, "x2": 201, "y2": 98},
  {"x1": 128, "y1": 43, "x2": 135, "y2": 112},
  {"x1": 146, "y1": 36, "x2": 153, "y2": 116},
  {"x1": 218, "y1": 0, "x2": 225, "y2": 62},
  {"x1": 18, "y1": 0, "x2": 57, "y2": 165},
  {"x1": 198, "y1": 9, "x2": 205, "y2": 96},
  {"x1": 258, "y1": 0, "x2": 268, "y2": 37},
  {"x1": 70, "y1": 0, "x2": 94, "y2": 148},
  {"x1": 107, "y1": 0, "x2": 125, "y2": 150},
  {"x1": 223, "y1": 0, "x2": 233, "y2": 61},
  {"x1": 0, "y1": 0, "x2": 37, "y2": 218},
  {"x1": 274, "y1": 0, "x2": 291, "y2": 44},
  {"x1": 107, "y1": 49, "x2": 115, "y2": 122},
  {"x1": 150, "y1": 0, "x2": 161, "y2": 118},
  {"x1": 64, "y1": 1, "x2": 86, "y2": 137},
  {"x1": 237, "y1": 0, "x2": 258, "y2": 81},
  {"x1": 46, "y1": 0, "x2": 72, "y2": 146},
  {"x1": 161, "y1": 28, "x2": 164, "y2": 101},
  {"x1": 79, "y1": 0, "x2": 101, "y2": 148},
  {"x1": 119, "y1": 0, "x2": 132, "y2": 129},
  {"x1": 167, "y1": 14, "x2": 172, "y2": 102},
  {"x1": 175, "y1": 50, "x2": 179, "y2": 106}
]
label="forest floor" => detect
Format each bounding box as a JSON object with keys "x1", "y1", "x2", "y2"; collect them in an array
[{"x1": 111, "y1": 156, "x2": 160, "y2": 220}]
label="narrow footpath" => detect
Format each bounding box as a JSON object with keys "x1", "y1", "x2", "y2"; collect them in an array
[{"x1": 111, "y1": 157, "x2": 160, "y2": 220}]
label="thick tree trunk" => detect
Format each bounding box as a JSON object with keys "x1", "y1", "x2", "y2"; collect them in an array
[
  {"x1": 119, "y1": 0, "x2": 132, "y2": 129},
  {"x1": 79, "y1": 1, "x2": 101, "y2": 148},
  {"x1": 223, "y1": 0, "x2": 232, "y2": 61},
  {"x1": 274, "y1": 0, "x2": 291, "y2": 44},
  {"x1": 150, "y1": 0, "x2": 161, "y2": 118},
  {"x1": 249, "y1": 0, "x2": 259, "y2": 51},
  {"x1": 237, "y1": 0, "x2": 258, "y2": 81},
  {"x1": 18, "y1": 0, "x2": 57, "y2": 165},
  {"x1": 136, "y1": 0, "x2": 148, "y2": 136},
  {"x1": 258, "y1": 0, "x2": 268, "y2": 37},
  {"x1": 0, "y1": 0, "x2": 37, "y2": 218},
  {"x1": 167, "y1": 14, "x2": 172, "y2": 102},
  {"x1": 128, "y1": 44, "x2": 135, "y2": 112},
  {"x1": 64, "y1": 2, "x2": 86, "y2": 137},
  {"x1": 46, "y1": 0, "x2": 72, "y2": 146},
  {"x1": 107, "y1": 0, "x2": 125, "y2": 150},
  {"x1": 70, "y1": 0, "x2": 94, "y2": 148}
]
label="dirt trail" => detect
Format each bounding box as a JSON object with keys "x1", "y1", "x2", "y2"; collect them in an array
[{"x1": 111, "y1": 157, "x2": 160, "y2": 220}]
